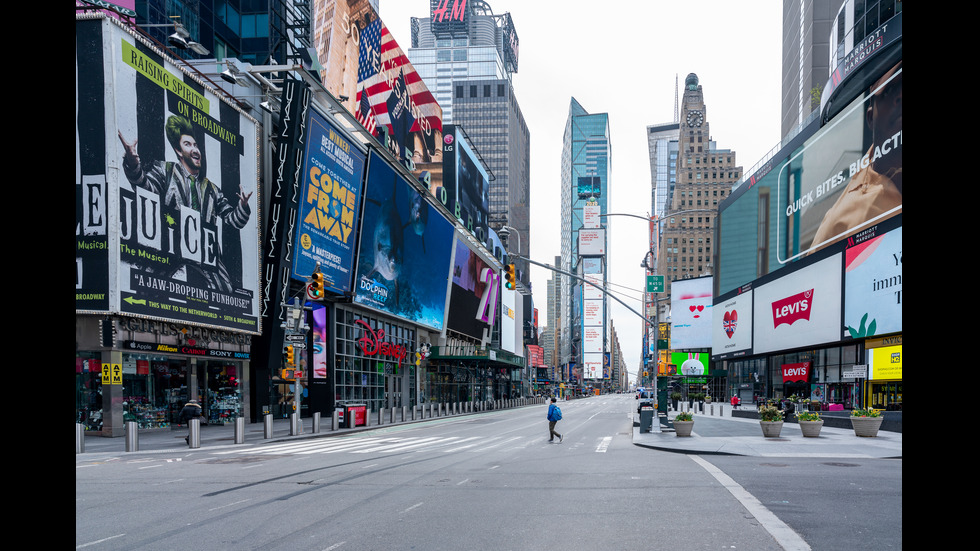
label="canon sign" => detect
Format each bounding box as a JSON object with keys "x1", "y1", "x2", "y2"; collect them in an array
[{"x1": 772, "y1": 289, "x2": 813, "y2": 328}]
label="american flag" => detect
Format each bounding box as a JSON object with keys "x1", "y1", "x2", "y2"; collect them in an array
[
  {"x1": 355, "y1": 19, "x2": 442, "y2": 140},
  {"x1": 355, "y1": 86, "x2": 376, "y2": 135}
]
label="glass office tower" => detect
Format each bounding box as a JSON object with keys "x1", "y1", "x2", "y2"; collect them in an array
[{"x1": 559, "y1": 98, "x2": 611, "y2": 388}]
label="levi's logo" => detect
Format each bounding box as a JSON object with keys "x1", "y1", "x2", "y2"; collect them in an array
[{"x1": 772, "y1": 289, "x2": 813, "y2": 328}]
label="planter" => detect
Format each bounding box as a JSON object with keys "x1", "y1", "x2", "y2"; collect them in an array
[
  {"x1": 760, "y1": 420, "x2": 784, "y2": 437},
  {"x1": 799, "y1": 419, "x2": 824, "y2": 438},
  {"x1": 674, "y1": 420, "x2": 694, "y2": 437},
  {"x1": 850, "y1": 416, "x2": 883, "y2": 437}
]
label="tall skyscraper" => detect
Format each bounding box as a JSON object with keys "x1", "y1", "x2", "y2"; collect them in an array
[
  {"x1": 560, "y1": 98, "x2": 611, "y2": 388},
  {"x1": 407, "y1": 2, "x2": 529, "y2": 284},
  {"x1": 656, "y1": 74, "x2": 740, "y2": 297},
  {"x1": 780, "y1": 0, "x2": 845, "y2": 140}
]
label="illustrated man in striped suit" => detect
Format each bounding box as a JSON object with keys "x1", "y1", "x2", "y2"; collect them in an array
[{"x1": 118, "y1": 115, "x2": 252, "y2": 292}]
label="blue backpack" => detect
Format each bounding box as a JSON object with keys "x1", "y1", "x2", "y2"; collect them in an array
[{"x1": 552, "y1": 405, "x2": 562, "y2": 421}]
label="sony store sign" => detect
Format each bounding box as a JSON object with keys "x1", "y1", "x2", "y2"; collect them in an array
[{"x1": 115, "y1": 317, "x2": 252, "y2": 345}]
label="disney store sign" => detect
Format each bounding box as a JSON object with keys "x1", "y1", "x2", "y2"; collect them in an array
[{"x1": 354, "y1": 319, "x2": 409, "y2": 369}]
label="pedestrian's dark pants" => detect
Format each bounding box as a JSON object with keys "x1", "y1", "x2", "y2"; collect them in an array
[{"x1": 549, "y1": 421, "x2": 561, "y2": 441}]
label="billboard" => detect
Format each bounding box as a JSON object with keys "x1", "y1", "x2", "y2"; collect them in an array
[
  {"x1": 711, "y1": 290, "x2": 753, "y2": 360},
  {"x1": 578, "y1": 228, "x2": 606, "y2": 256},
  {"x1": 672, "y1": 351, "x2": 709, "y2": 376},
  {"x1": 292, "y1": 108, "x2": 366, "y2": 294},
  {"x1": 868, "y1": 344, "x2": 902, "y2": 380},
  {"x1": 671, "y1": 277, "x2": 713, "y2": 350},
  {"x1": 76, "y1": 16, "x2": 261, "y2": 334},
  {"x1": 447, "y1": 236, "x2": 498, "y2": 342},
  {"x1": 752, "y1": 254, "x2": 842, "y2": 354},
  {"x1": 716, "y1": 58, "x2": 902, "y2": 297},
  {"x1": 844, "y1": 225, "x2": 902, "y2": 338},
  {"x1": 313, "y1": 1, "x2": 443, "y2": 186},
  {"x1": 778, "y1": 61, "x2": 902, "y2": 260},
  {"x1": 352, "y1": 151, "x2": 454, "y2": 330},
  {"x1": 577, "y1": 176, "x2": 601, "y2": 198},
  {"x1": 356, "y1": 16, "x2": 443, "y2": 179},
  {"x1": 437, "y1": 125, "x2": 490, "y2": 243},
  {"x1": 501, "y1": 284, "x2": 517, "y2": 353}
]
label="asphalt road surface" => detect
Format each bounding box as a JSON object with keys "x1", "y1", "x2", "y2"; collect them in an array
[{"x1": 76, "y1": 395, "x2": 900, "y2": 550}]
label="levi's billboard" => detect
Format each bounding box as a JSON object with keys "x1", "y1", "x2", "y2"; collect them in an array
[{"x1": 752, "y1": 254, "x2": 842, "y2": 354}]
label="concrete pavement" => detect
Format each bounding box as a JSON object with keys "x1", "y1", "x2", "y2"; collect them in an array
[{"x1": 633, "y1": 405, "x2": 902, "y2": 459}]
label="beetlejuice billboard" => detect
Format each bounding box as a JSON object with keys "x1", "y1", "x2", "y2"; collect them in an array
[
  {"x1": 352, "y1": 150, "x2": 454, "y2": 330},
  {"x1": 76, "y1": 16, "x2": 261, "y2": 333}
]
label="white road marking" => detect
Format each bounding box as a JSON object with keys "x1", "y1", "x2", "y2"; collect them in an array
[{"x1": 690, "y1": 456, "x2": 811, "y2": 551}]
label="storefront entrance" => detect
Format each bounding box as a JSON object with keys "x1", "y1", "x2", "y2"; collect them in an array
[{"x1": 869, "y1": 381, "x2": 902, "y2": 410}]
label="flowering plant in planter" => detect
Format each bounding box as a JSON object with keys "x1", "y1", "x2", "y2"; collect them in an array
[
  {"x1": 850, "y1": 407, "x2": 881, "y2": 418},
  {"x1": 758, "y1": 403, "x2": 784, "y2": 422},
  {"x1": 796, "y1": 411, "x2": 821, "y2": 422},
  {"x1": 675, "y1": 411, "x2": 694, "y2": 421}
]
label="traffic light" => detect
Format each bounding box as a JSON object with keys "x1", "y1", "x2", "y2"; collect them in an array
[
  {"x1": 504, "y1": 263, "x2": 516, "y2": 290},
  {"x1": 310, "y1": 272, "x2": 325, "y2": 298},
  {"x1": 284, "y1": 345, "x2": 295, "y2": 365}
]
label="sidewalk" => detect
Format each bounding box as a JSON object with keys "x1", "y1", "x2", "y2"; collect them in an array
[
  {"x1": 76, "y1": 413, "x2": 433, "y2": 457},
  {"x1": 632, "y1": 405, "x2": 902, "y2": 459}
]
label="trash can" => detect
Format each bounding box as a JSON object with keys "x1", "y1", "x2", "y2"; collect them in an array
[
  {"x1": 343, "y1": 404, "x2": 366, "y2": 428},
  {"x1": 639, "y1": 406, "x2": 654, "y2": 433}
]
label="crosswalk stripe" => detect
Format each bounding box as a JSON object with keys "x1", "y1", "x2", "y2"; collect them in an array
[{"x1": 351, "y1": 437, "x2": 455, "y2": 454}]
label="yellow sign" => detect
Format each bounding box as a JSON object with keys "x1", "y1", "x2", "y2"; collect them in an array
[
  {"x1": 103, "y1": 363, "x2": 123, "y2": 385},
  {"x1": 869, "y1": 345, "x2": 902, "y2": 380}
]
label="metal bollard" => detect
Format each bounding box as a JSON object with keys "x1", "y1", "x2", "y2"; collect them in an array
[
  {"x1": 401, "y1": 406, "x2": 406, "y2": 423},
  {"x1": 264, "y1": 414, "x2": 274, "y2": 439},
  {"x1": 332, "y1": 410, "x2": 339, "y2": 431},
  {"x1": 290, "y1": 412, "x2": 301, "y2": 435},
  {"x1": 76, "y1": 423, "x2": 85, "y2": 454},
  {"x1": 188, "y1": 419, "x2": 200, "y2": 449},
  {"x1": 313, "y1": 412, "x2": 321, "y2": 434},
  {"x1": 125, "y1": 421, "x2": 139, "y2": 452},
  {"x1": 235, "y1": 417, "x2": 245, "y2": 444},
  {"x1": 412, "y1": 405, "x2": 417, "y2": 420},
  {"x1": 378, "y1": 407, "x2": 385, "y2": 425},
  {"x1": 390, "y1": 407, "x2": 395, "y2": 423}
]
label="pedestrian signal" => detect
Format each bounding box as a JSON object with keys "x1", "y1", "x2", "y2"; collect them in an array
[
  {"x1": 281, "y1": 368, "x2": 295, "y2": 380},
  {"x1": 310, "y1": 272, "x2": 325, "y2": 298},
  {"x1": 504, "y1": 264, "x2": 516, "y2": 290}
]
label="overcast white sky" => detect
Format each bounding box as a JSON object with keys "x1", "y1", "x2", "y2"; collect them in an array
[{"x1": 379, "y1": 1, "x2": 784, "y2": 384}]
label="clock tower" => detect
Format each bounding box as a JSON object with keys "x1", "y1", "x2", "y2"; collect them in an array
[{"x1": 656, "y1": 73, "x2": 742, "y2": 296}]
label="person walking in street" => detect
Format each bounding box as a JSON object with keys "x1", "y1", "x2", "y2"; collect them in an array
[
  {"x1": 547, "y1": 397, "x2": 563, "y2": 443},
  {"x1": 179, "y1": 399, "x2": 206, "y2": 444}
]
